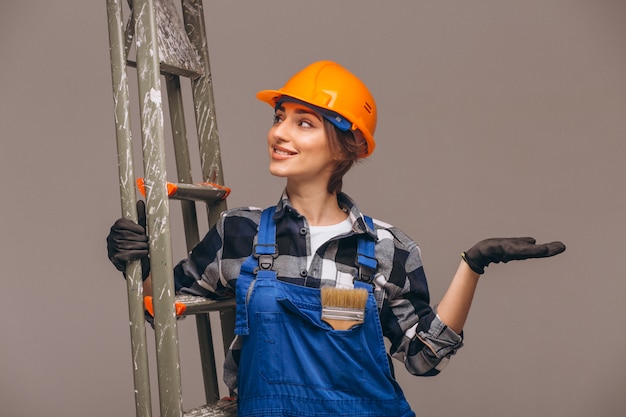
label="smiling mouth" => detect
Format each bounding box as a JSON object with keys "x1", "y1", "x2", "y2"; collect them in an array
[{"x1": 273, "y1": 146, "x2": 297, "y2": 156}]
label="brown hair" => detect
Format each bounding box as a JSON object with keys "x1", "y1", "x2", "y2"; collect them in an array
[{"x1": 325, "y1": 119, "x2": 368, "y2": 194}]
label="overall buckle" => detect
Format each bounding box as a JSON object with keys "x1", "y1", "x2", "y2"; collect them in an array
[{"x1": 254, "y1": 244, "x2": 278, "y2": 271}]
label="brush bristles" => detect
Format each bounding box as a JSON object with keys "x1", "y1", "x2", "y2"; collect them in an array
[{"x1": 321, "y1": 287, "x2": 368, "y2": 310}]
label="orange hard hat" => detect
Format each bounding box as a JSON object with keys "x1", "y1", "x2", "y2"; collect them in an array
[{"x1": 257, "y1": 61, "x2": 377, "y2": 157}]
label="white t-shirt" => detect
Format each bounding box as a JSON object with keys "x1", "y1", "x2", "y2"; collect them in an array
[{"x1": 307, "y1": 217, "x2": 353, "y2": 286}]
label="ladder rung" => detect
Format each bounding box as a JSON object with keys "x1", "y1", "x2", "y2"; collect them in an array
[
  {"x1": 174, "y1": 295, "x2": 235, "y2": 316},
  {"x1": 144, "y1": 295, "x2": 235, "y2": 318},
  {"x1": 183, "y1": 398, "x2": 238, "y2": 417},
  {"x1": 126, "y1": 59, "x2": 203, "y2": 79},
  {"x1": 167, "y1": 182, "x2": 230, "y2": 202},
  {"x1": 137, "y1": 178, "x2": 231, "y2": 203}
]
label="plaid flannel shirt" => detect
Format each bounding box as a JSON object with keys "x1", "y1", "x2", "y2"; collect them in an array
[{"x1": 174, "y1": 191, "x2": 463, "y2": 391}]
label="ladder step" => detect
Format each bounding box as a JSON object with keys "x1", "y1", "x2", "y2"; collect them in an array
[
  {"x1": 126, "y1": 59, "x2": 203, "y2": 80},
  {"x1": 183, "y1": 398, "x2": 238, "y2": 417},
  {"x1": 144, "y1": 295, "x2": 235, "y2": 318},
  {"x1": 137, "y1": 178, "x2": 231, "y2": 203},
  {"x1": 173, "y1": 294, "x2": 236, "y2": 316},
  {"x1": 123, "y1": 0, "x2": 204, "y2": 79}
]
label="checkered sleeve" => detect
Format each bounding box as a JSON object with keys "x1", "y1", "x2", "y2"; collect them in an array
[
  {"x1": 375, "y1": 225, "x2": 464, "y2": 377},
  {"x1": 173, "y1": 207, "x2": 261, "y2": 299}
]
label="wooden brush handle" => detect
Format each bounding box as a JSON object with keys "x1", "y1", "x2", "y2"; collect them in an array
[{"x1": 322, "y1": 318, "x2": 362, "y2": 331}]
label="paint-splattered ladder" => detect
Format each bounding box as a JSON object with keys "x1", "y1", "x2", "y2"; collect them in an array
[{"x1": 105, "y1": 1, "x2": 237, "y2": 416}]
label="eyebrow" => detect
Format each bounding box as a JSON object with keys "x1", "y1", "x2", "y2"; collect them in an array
[{"x1": 275, "y1": 104, "x2": 323, "y2": 121}]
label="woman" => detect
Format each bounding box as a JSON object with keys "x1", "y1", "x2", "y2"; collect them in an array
[{"x1": 107, "y1": 60, "x2": 565, "y2": 417}]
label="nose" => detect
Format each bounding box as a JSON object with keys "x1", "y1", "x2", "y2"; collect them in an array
[{"x1": 270, "y1": 118, "x2": 290, "y2": 142}]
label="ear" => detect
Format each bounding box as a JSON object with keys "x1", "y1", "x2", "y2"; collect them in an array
[{"x1": 352, "y1": 129, "x2": 368, "y2": 157}]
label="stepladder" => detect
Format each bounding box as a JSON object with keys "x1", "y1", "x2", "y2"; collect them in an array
[{"x1": 105, "y1": 0, "x2": 237, "y2": 416}]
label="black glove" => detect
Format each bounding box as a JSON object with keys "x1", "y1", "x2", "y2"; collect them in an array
[
  {"x1": 106, "y1": 200, "x2": 150, "y2": 280},
  {"x1": 462, "y1": 237, "x2": 566, "y2": 274}
]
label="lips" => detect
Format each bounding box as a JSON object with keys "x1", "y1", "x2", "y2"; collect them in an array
[{"x1": 272, "y1": 145, "x2": 297, "y2": 156}]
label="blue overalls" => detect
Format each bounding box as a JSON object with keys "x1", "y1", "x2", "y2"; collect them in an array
[{"x1": 235, "y1": 207, "x2": 415, "y2": 417}]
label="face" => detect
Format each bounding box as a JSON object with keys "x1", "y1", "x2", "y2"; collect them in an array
[{"x1": 267, "y1": 101, "x2": 337, "y2": 188}]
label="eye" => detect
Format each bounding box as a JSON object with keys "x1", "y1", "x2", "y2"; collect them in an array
[
  {"x1": 299, "y1": 119, "x2": 313, "y2": 128},
  {"x1": 272, "y1": 113, "x2": 284, "y2": 125}
]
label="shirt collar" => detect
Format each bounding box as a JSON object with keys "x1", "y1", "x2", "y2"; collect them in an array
[{"x1": 273, "y1": 189, "x2": 377, "y2": 240}]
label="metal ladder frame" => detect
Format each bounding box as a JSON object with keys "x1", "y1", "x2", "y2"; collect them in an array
[{"x1": 105, "y1": 1, "x2": 237, "y2": 416}]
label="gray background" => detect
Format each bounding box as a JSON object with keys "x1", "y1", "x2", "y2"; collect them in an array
[{"x1": 1, "y1": 1, "x2": 625, "y2": 416}]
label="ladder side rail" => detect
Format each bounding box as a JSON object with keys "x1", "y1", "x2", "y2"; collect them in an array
[
  {"x1": 165, "y1": 74, "x2": 222, "y2": 404},
  {"x1": 106, "y1": 2, "x2": 153, "y2": 417},
  {"x1": 182, "y1": 0, "x2": 237, "y2": 366},
  {"x1": 218, "y1": 308, "x2": 236, "y2": 367},
  {"x1": 132, "y1": 1, "x2": 183, "y2": 416},
  {"x1": 195, "y1": 314, "x2": 222, "y2": 404},
  {"x1": 165, "y1": 74, "x2": 201, "y2": 248},
  {"x1": 181, "y1": 0, "x2": 228, "y2": 227}
]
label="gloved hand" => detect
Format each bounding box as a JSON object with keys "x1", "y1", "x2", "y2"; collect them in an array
[
  {"x1": 462, "y1": 237, "x2": 566, "y2": 274},
  {"x1": 106, "y1": 200, "x2": 150, "y2": 280}
]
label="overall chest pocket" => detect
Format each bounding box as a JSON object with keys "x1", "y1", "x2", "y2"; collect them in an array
[{"x1": 256, "y1": 297, "x2": 366, "y2": 392}]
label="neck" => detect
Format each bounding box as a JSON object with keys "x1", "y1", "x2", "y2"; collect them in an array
[{"x1": 285, "y1": 182, "x2": 346, "y2": 226}]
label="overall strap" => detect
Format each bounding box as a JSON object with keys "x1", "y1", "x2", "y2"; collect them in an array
[
  {"x1": 235, "y1": 206, "x2": 278, "y2": 336},
  {"x1": 254, "y1": 206, "x2": 278, "y2": 271},
  {"x1": 356, "y1": 215, "x2": 378, "y2": 284}
]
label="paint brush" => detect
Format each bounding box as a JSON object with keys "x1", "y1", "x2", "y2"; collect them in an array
[{"x1": 320, "y1": 287, "x2": 368, "y2": 330}]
